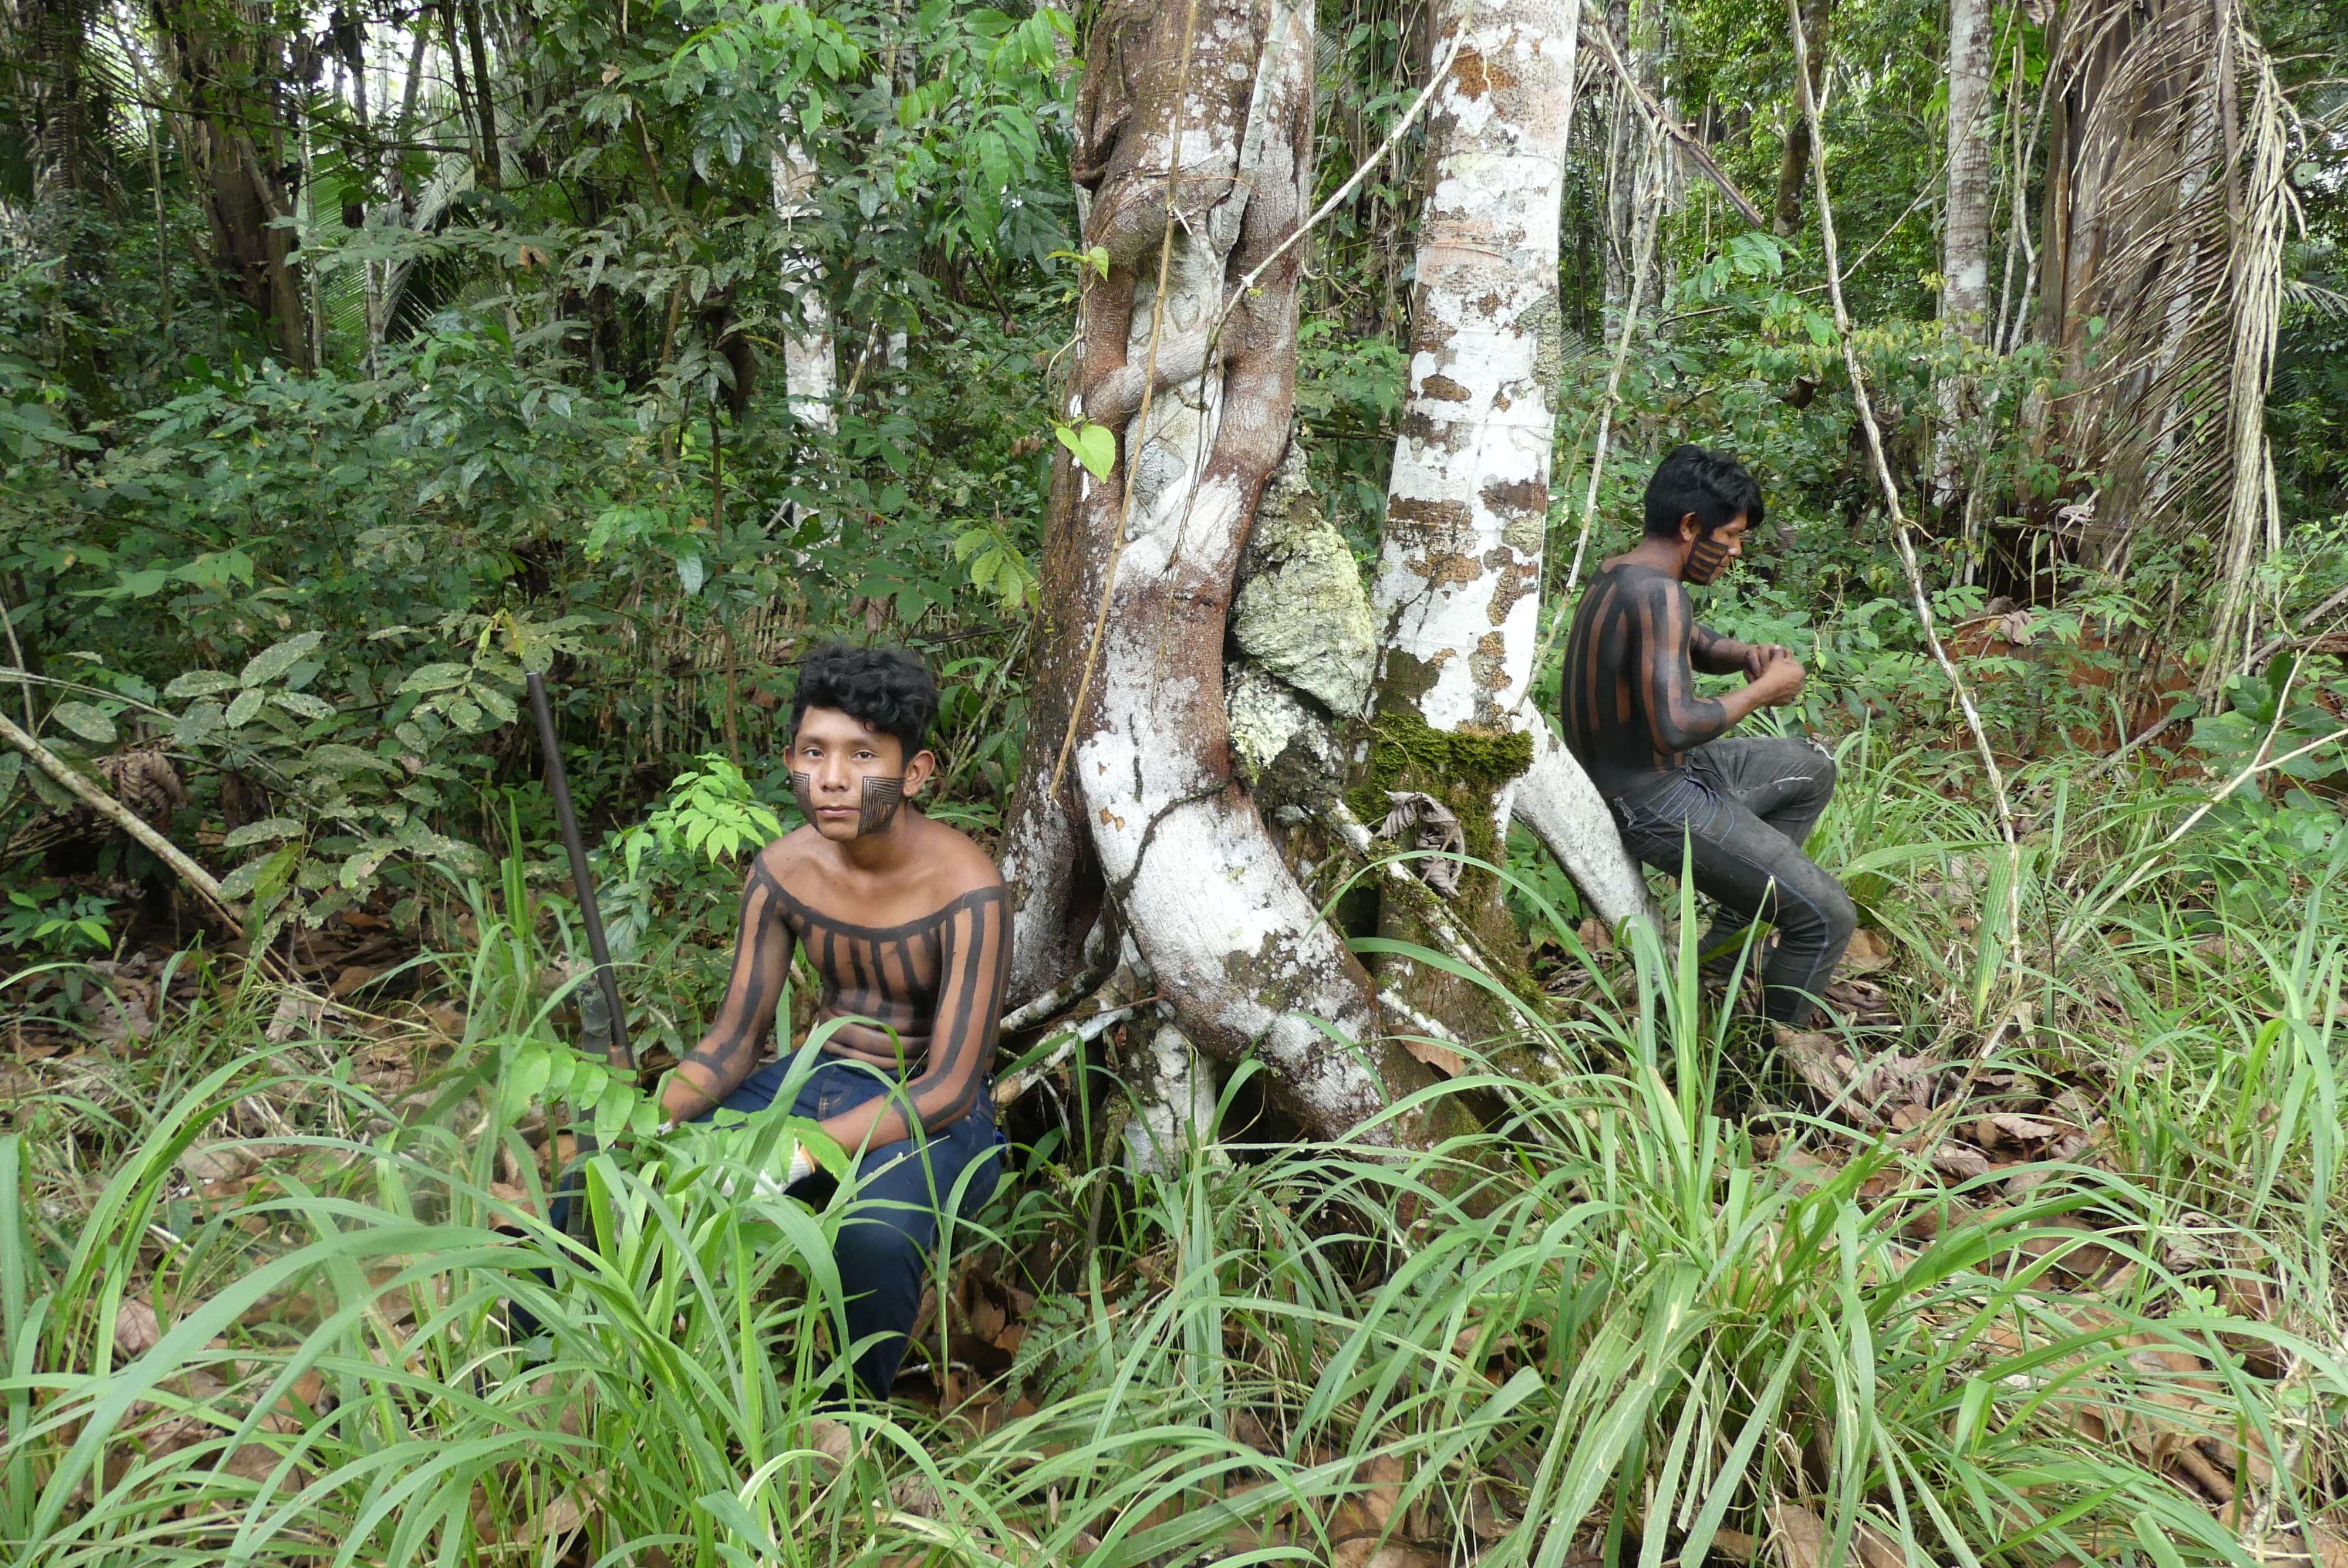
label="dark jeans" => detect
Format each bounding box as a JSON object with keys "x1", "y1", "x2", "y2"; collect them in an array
[
  {"x1": 1610, "y1": 735, "x2": 1855, "y2": 1026},
  {"x1": 549, "y1": 1056, "x2": 1005, "y2": 1399}
]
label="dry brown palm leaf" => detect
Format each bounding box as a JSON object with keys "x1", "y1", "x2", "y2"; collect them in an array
[{"x1": 2039, "y1": 5, "x2": 2301, "y2": 681}]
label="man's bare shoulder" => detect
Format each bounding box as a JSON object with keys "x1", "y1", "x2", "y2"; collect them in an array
[
  {"x1": 916, "y1": 816, "x2": 1007, "y2": 899},
  {"x1": 751, "y1": 827, "x2": 826, "y2": 888}
]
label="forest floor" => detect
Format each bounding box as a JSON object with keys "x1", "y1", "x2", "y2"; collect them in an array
[{"x1": 4, "y1": 741, "x2": 2346, "y2": 1567}]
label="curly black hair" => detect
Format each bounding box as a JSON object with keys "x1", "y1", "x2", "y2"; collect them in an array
[
  {"x1": 1642, "y1": 444, "x2": 1766, "y2": 539},
  {"x1": 788, "y1": 643, "x2": 939, "y2": 759}
]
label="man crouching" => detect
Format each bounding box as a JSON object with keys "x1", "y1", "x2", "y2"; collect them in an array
[
  {"x1": 1560, "y1": 444, "x2": 1854, "y2": 1026},
  {"x1": 647, "y1": 643, "x2": 1010, "y2": 1399}
]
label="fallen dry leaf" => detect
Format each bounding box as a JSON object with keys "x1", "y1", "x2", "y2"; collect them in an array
[
  {"x1": 1840, "y1": 928, "x2": 1894, "y2": 975},
  {"x1": 114, "y1": 1299, "x2": 162, "y2": 1357},
  {"x1": 183, "y1": 1141, "x2": 257, "y2": 1185},
  {"x1": 1404, "y1": 1036, "x2": 1467, "y2": 1077},
  {"x1": 1769, "y1": 1502, "x2": 1829, "y2": 1568},
  {"x1": 1931, "y1": 1143, "x2": 1993, "y2": 1181},
  {"x1": 330, "y1": 964, "x2": 381, "y2": 999}
]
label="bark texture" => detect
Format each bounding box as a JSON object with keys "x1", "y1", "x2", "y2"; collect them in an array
[
  {"x1": 1365, "y1": 0, "x2": 1581, "y2": 1028},
  {"x1": 147, "y1": 3, "x2": 308, "y2": 365},
  {"x1": 1003, "y1": 0, "x2": 1433, "y2": 1143},
  {"x1": 770, "y1": 140, "x2": 837, "y2": 431},
  {"x1": 1513, "y1": 717, "x2": 1651, "y2": 925},
  {"x1": 1931, "y1": 0, "x2": 1995, "y2": 512}
]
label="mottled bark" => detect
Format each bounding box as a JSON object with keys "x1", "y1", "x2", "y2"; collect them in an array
[
  {"x1": 1366, "y1": 0, "x2": 1581, "y2": 1028},
  {"x1": 770, "y1": 140, "x2": 836, "y2": 432},
  {"x1": 1513, "y1": 717, "x2": 1651, "y2": 925},
  {"x1": 1931, "y1": 0, "x2": 1995, "y2": 512},
  {"x1": 1005, "y1": 0, "x2": 1432, "y2": 1144}
]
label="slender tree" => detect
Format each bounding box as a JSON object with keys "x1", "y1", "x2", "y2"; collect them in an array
[
  {"x1": 770, "y1": 140, "x2": 836, "y2": 432},
  {"x1": 1771, "y1": 0, "x2": 1832, "y2": 236},
  {"x1": 1363, "y1": 0, "x2": 1583, "y2": 1026},
  {"x1": 1932, "y1": 0, "x2": 1995, "y2": 512}
]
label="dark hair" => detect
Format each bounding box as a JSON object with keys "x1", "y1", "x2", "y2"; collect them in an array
[
  {"x1": 788, "y1": 643, "x2": 939, "y2": 759},
  {"x1": 1642, "y1": 444, "x2": 1766, "y2": 540}
]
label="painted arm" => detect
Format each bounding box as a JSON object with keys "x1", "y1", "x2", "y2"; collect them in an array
[
  {"x1": 1692, "y1": 621, "x2": 1791, "y2": 678},
  {"x1": 661, "y1": 864, "x2": 792, "y2": 1124},
  {"x1": 1689, "y1": 621, "x2": 1753, "y2": 675},
  {"x1": 1636, "y1": 580, "x2": 1775, "y2": 752}
]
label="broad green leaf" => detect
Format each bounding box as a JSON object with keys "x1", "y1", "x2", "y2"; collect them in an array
[
  {"x1": 272, "y1": 691, "x2": 335, "y2": 722},
  {"x1": 174, "y1": 699, "x2": 225, "y2": 749},
  {"x1": 399, "y1": 663, "x2": 472, "y2": 695},
  {"x1": 164, "y1": 670, "x2": 240, "y2": 700},
  {"x1": 474, "y1": 684, "x2": 518, "y2": 726},
  {"x1": 224, "y1": 687, "x2": 266, "y2": 727},
  {"x1": 303, "y1": 744, "x2": 400, "y2": 776},
  {"x1": 50, "y1": 702, "x2": 115, "y2": 744},
  {"x1": 219, "y1": 843, "x2": 298, "y2": 901},
  {"x1": 238, "y1": 631, "x2": 325, "y2": 690},
  {"x1": 1054, "y1": 421, "x2": 1116, "y2": 481}
]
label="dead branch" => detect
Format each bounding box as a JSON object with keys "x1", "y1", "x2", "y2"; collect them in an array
[{"x1": 0, "y1": 708, "x2": 244, "y2": 926}]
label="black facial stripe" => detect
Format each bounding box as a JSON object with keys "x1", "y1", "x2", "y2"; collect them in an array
[
  {"x1": 790, "y1": 770, "x2": 816, "y2": 823},
  {"x1": 1686, "y1": 536, "x2": 1729, "y2": 583}
]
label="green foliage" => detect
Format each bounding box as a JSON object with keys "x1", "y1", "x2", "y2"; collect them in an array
[
  {"x1": 618, "y1": 753, "x2": 790, "y2": 880},
  {"x1": 0, "y1": 885, "x2": 114, "y2": 957}
]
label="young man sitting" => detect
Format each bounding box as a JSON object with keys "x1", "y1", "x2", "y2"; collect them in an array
[
  {"x1": 1559, "y1": 444, "x2": 1854, "y2": 1027},
  {"x1": 640, "y1": 643, "x2": 1011, "y2": 1400}
]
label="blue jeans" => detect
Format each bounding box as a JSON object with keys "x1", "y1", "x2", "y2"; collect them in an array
[
  {"x1": 1611, "y1": 735, "x2": 1855, "y2": 1026},
  {"x1": 550, "y1": 1056, "x2": 1006, "y2": 1399}
]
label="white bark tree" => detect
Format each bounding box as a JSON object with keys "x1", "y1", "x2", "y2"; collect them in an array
[
  {"x1": 1000, "y1": 0, "x2": 1440, "y2": 1144},
  {"x1": 1365, "y1": 0, "x2": 1642, "y2": 1017},
  {"x1": 770, "y1": 139, "x2": 836, "y2": 432},
  {"x1": 1931, "y1": 0, "x2": 1995, "y2": 512}
]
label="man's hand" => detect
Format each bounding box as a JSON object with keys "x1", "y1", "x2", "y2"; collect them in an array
[
  {"x1": 1745, "y1": 651, "x2": 1806, "y2": 707},
  {"x1": 1741, "y1": 643, "x2": 1793, "y2": 680},
  {"x1": 713, "y1": 1138, "x2": 818, "y2": 1202}
]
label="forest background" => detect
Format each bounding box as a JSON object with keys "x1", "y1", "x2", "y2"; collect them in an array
[{"x1": 4, "y1": 0, "x2": 2348, "y2": 1563}]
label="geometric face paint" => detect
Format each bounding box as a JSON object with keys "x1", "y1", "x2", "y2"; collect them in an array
[
  {"x1": 791, "y1": 768, "x2": 908, "y2": 837},
  {"x1": 858, "y1": 773, "x2": 906, "y2": 835},
  {"x1": 1684, "y1": 531, "x2": 1733, "y2": 586}
]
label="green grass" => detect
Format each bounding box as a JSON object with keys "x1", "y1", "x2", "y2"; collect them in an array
[{"x1": 4, "y1": 744, "x2": 2346, "y2": 1566}]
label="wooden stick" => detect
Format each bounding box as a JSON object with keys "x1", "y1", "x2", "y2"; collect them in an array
[{"x1": 0, "y1": 710, "x2": 243, "y2": 926}]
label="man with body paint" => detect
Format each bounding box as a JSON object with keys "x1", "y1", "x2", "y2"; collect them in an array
[
  {"x1": 653, "y1": 643, "x2": 1010, "y2": 1398},
  {"x1": 1559, "y1": 444, "x2": 1855, "y2": 1027}
]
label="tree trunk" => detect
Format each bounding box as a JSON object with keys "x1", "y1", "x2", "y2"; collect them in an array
[
  {"x1": 1003, "y1": 0, "x2": 1436, "y2": 1144},
  {"x1": 147, "y1": 2, "x2": 308, "y2": 365},
  {"x1": 1771, "y1": 0, "x2": 1832, "y2": 236},
  {"x1": 2035, "y1": 0, "x2": 2287, "y2": 673},
  {"x1": 1931, "y1": 0, "x2": 1995, "y2": 513},
  {"x1": 770, "y1": 140, "x2": 836, "y2": 432},
  {"x1": 1365, "y1": 0, "x2": 1580, "y2": 1030}
]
